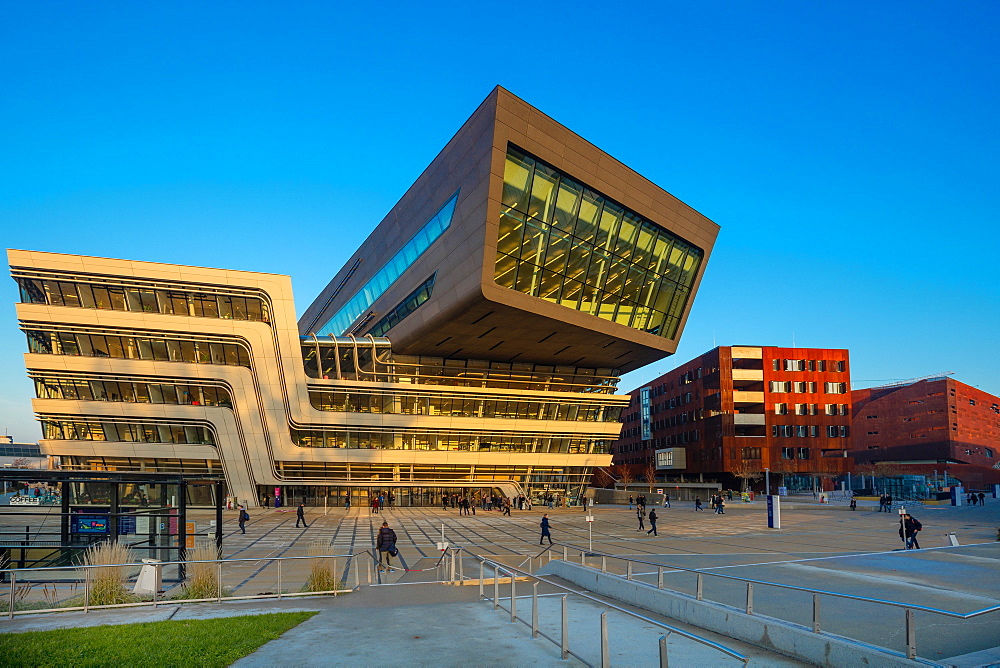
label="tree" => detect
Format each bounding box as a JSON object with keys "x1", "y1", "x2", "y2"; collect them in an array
[
  {"x1": 643, "y1": 460, "x2": 658, "y2": 492},
  {"x1": 592, "y1": 467, "x2": 615, "y2": 489},
  {"x1": 731, "y1": 461, "x2": 762, "y2": 492},
  {"x1": 611, "y1": 464, "x2": 636, "y2": 490}
]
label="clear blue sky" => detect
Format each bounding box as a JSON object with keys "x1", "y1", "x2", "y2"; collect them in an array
[{"x1": 1, "y1": 2, "x2": 997, "y2": 442}]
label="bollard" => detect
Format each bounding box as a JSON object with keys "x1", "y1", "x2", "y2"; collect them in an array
[
  {"x1": 626, "y1": 561, "x2": 633, "y2": 581},
  {"x1": 746, "y1": 582, "x2": 753, "y2": 614},
  {"x1": 354, "y1": 556, "x2": 361, "y2": 588},
  {"x1": 561, "y1": 594, "x2": 569, "y2": 659},
  {"x1": 367, "y1": 557, "x2": 372, "y2": 585},
  {"x1": 563, "y1": 545, "x2": 568, "y2": 561},
  {"x1": 696, "y1": 573, "x2": 703, "y2": 600},
  {"x1": 84, "y1": 567, "x2": 91, "y2": 613},
  {"x1": 216, "y1": 562, "x2": 223, "y2": 602},
  {"x1": 450, "y1": 550, "x2": 456, "y2": 583},
  {"x1": 528, "y1": 557, "x2": 533, "y2": 574},
  {"x1": 479, "y1": 560, "x2": 484, "y2": 597},
  {"x1": 602, "y1": 556, "x2": 607, "y2": 572},
  {"x1": 277, "y1": 560, "x2": 282, "y2": 599},
  {"x1": 905, "y1": 608, "x2": 916, "y2": 659},
  {"x1": 657, "y1": 566, "x2": 663, "y2": 589},
  {"x1": 510, "y1": 572, "x2": 517, "y2": 623},
  {"x1": 659, "y1": 634, "x2": 669, "y2": 668},
  {"x1": 600, "y1": 611, "x2": 609, "y2": 668},
  {"x1": 494, "y1": 566, "x2": 500, "y2": 610},
  {"x1": 812, "y1": 594, "x2": 820, "y2": 632},
  {"x1": 580, "y1": 550, "x2": 585, "y2": 566},
  {"x1": 532, "y1": 582, "x2": 539, "y2": 638},
  {"x1": 458, "y1": 548, "x2": 464, "y2": 582}
]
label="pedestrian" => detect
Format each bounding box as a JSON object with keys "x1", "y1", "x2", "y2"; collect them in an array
[
  {"x1": 978, "y1": 492, "x2": 986, "y2": 505},
  {"x1": 376, "y1": 520, "x2": 398, "y2": 571},
  {"x1": 664, "y1": 494, "x2": 670, "y2": 508},
  {"x1": 878, "y1": 494, "x2": 886, "y2": 512},
  {"x1": 629, "y1": 495, "x2": 634, "y2": 509},
  {"x1": 372, "y1": 496, "x2": 380, "y2": 514},
  {"x1": 539, "y1": 513, "x2": 553, "y2": 545},
  {"x1": 344, "y1": 494, "x2": 351, "y2": 510},
  {"x1": 850, "y1": 497, "x2": 857, "y2": 511},
  {"x1": 727, "y1": 489, "x2": 733, "y2": 501},
  {"x1": 695, "y1": 497, "x2": 703, "y2": 512},
  {"x1": 503, "y1": 497, "x2": 512, "y2": 516},
  {"x1": 443, "y1": 495, "x2": 449, "y2": 511},
  {"x1": 581, "y1": 495, "x2": 588, "y2": 511},
  {"x1": 636, "y1": 507, "x2": 645, "y2": 531},
  {"x1": 899, "y1": 512, "x2": 922, "y2": 549},
  {"x1": 388, "y1": 493, "x2": 395, "y2": 508},
  {"x1": 885, "y1": 494, "x2": 893, "y2": 512},
  {"x1": 717, "y1": 495, "x2": 725, "y2": 514},
  {"x1": 296, "y1": 502, "x2": 309, "y2": 528},
  {"x1": 646, "y1": 508, "x2": 658, "y2": 536},
  {"x1": 238, "y1": 505, "x2": 249, "y2": 534}
]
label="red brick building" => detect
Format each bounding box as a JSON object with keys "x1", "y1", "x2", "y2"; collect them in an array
[
  {"x1": 613, "y1": 346, "x2": 853, "y2": 490},
  {"x1": 852, "y1": 377, "x2": 1000, "y2": 488}
]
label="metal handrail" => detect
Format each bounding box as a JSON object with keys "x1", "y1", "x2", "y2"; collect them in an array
[
  {"x1": 1, "y1": 551, "x2": 362, "y2": 574},
  {"x1": 469, "y1": 550, "x2": 748, "y2": 664},
  {"x1": 563, "y1": 544, "x2": 1000, "y2": 620}
]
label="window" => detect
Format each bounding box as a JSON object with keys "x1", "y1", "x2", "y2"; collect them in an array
[
  {"x1": 839, "y1": 404, "x2": 849, "y2": 416},
  {"x1": 825, "y1": 404, "x2": 837, "y2": 416},
  {"x1": 807, "y1": 360, "x2": 815, "y2": 371},
  {"x1": 770, "y1": 381, "x2": 791, "y2": 392},
  {"x1": 741, "y1": 447, "x2": 761, "y2": 459},
  {"x1": 785, "y1": 359, "x2": 804, "y2": 371},
  {"x1": 808, "y1": 404, "x2": 818, "y2": 415},
  {"x1": 781, "y1": 447, "x2": 795, "y2": 459},
  {"x1": 783, "y1": 425, "x2": 794, "y2": 437},
  {"x1": 796, "y1": 425, "x2": 808, "y2": 437},
  {"x1": 818, "y1": 360, "x2": 826, "y2": 371},
  {"x1": 840, "y1": 425, "x2": 849, "y2": 437},
  {"x1": 866, "y1": 415, "x2": 878, "y2": 419},
  {"x1": 828, "y1": 426, "x2": 838, "y2": 437},
  {"x1": 809, "y1": 425, "x2": 819, "y2": 437},
  {"x1": 797, "y1": 447, "x2": 810, "y2": 459},
  {"x1": 772, "y1": 359, "x2": 780, "y2": 371},
  {"x1": 794, "y1": 403, "x2": 807, "y2": 415},
  {"x1": 969, "y1": 399, "x2": 976, "y2": 406},
  {"x1": 794, "y1": 382, "x2": 806, "y2": 393},
  {"x1": 774, "y1": 403, "x2": 788, "y2": 415},
  {"x1": 825, "y1": 382, "x2": 847, "y2": 394},
  {"x1": 835, "y1": 360, "x2": 845, "y2": 372}
]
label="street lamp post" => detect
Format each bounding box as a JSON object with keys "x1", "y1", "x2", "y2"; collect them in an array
[{"x1": 765, "y1": 468, "x2": 770, "y2": 496}]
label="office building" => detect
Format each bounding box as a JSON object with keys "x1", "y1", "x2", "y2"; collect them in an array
[
  {"x1": 10, "y1": 87, "x2": 720, "y2": 506},
  {"x1": 613, "y1": 346, "x2": 853, "y2": 491},
  {"x1": 852, "y1": 377, "x2": 1000, "y2": 489}
]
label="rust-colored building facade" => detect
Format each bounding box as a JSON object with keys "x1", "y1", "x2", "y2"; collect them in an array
[
  {"x1": 613, "y1": 346, "x2": 853, "y2": 489},
  {"x1": 851, "y1": 377, "x2": 1000, "y2": 488}
]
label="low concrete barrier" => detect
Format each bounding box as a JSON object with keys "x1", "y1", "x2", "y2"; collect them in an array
[{"x1": 537, "y1": 560, "x2": 924, "y2": 667}]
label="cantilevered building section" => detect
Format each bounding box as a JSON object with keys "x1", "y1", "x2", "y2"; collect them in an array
[{"x1": 10, "y1": 87, "x2": 719, "y2": 507}]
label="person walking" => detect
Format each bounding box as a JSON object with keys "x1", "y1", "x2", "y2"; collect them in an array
[
  {"x1": 664, "y1": 494, "x2": 670, "y2": 508},
  {"x1": 503, "y1": 497, "x2": 512, "y2": 516},
  {"x1": 376, "y1": 520, "x2": 398, "y2": 571},
  {"x1": 850, "y1": 497, "x2": 857, "y2": 511},
  {"x1": 899, "y1": 512, "x2": 922, "y2": 549},
  {"x1": 296, "y1": 502, "x2": 309, "y2": 528},
  {"x1": 885, "y1": 494, "x2": 893, "y2": 512},
  {"x1": 636, "y1": 507, "x2": 645, "y2": 532},
  {"x1": 878, "y1": 494, "x2": 886, "y2": 512},
  {"x1": 978, "y1": 492, "x2": 986, "y2": 506},
  {"x1": 237, "y1": 505, "x2": 249, "y2": 534},
  {"x1": 539, "y1": 514, "x2": 553, "y2": 545},
  {"x1": 344, "y1": 494, "x2": 351, "y2": 510},
  {"x1": 646, "y1": 508, "x2": 658, "y2": 536},
  {"x1": 695, "y1": 497, "x2": 704, "y2": 512},
  {"x1": 717, "y1": 495, "x2": 725, "y2": 514},
  {"x1": 371, "y1": 496, "x2": 380, "y2": 514}
]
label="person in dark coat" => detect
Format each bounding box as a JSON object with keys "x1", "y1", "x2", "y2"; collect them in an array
[
  {"x1": 376, "y1": 520, "x2": 398, "y2": 571},
  {"x1": 646, "y1": 509, "x2": 658, "y2": 536},
  {"x1": 539, "y1": 514, "x2": 553, "y2": 545},
  {"x1": 296, "y1": 502, "x2": 309, "y2": 528},
  {"x1": 636, "y1": 507, "x2": 645, "y2": 531},
  {"x1": 238, "y1": 505, "x2": 249, "y2": 534},
  {"x1": 899, "y1": 513, "x2": 922, "y2": 549}
]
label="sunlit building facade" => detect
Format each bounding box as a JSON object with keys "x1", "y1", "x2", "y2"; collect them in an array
[{"x1": 11, "y1": 87, "x2": 719, "y2": 506}]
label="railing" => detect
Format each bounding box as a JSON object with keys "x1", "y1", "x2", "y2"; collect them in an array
[
  {"x1": 554, "y1": 544, "x2": 1000, "y2": 662},
  {"x1": 443, "y1": 546, "x2": 748, "y2": 666},
  {"x1": 2, "y1": 551, "x2": 369, "y2": 619}
]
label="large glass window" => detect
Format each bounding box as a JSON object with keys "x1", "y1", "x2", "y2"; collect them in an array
[
  {"x1": 23, "y1": 330, "x2": 251, "y2": 368},
  {"x1": 495, "y1": 145, "x2": 703, "y2": 338},
  {"x1": 15, "y1": 277, "x2": 270, "y2": 323},
  {"x1": 317, "y1": 193, "x2": 458, "y2": 336}
]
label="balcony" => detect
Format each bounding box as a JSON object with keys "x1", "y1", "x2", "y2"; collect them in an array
[
  {"x1": 733, "y1": 391, "x2": 764, "y2": 403},
  {"x1": 734, "y1": 413, "x2": 766, "y2": 426},
  {"x1": 732, "y1": 369, "x2": 763, "y2": 382}
]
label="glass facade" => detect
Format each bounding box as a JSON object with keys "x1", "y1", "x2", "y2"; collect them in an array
[
  {"x1": 25, "y1": 329, "x2": 252, "y2": 368},
  {"x1": 33, "y1": 375, "x2": 233, "y2": 408},
  {"x1": 495, "y1": 145, "x2": 703, "y2": 338},
  {"x1": 301, "y1": 338, "x2": 620, "y2": 393},
  {"x1": 16, "y1": 277, "x2": 270, "y2": 323},
  {"x1": 41, "y1": 418, "x2": 215, "y2": 445},
  {"x1": 289, "y1": 427, "x2": 608, "y2": 454},
  {"x1": 309, "y1": 389, "x2": 621, "y2": 422},
  {"x1": 317, "y1": 193, "x2": 458, "y2": 336},
  {"x1": 365, "y1": 274, "x2": 436, "y2": 337}
]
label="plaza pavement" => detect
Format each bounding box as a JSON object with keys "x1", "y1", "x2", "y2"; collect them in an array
[{"x1": 2, "y1": 497, "x2": 999, "y2": 665}]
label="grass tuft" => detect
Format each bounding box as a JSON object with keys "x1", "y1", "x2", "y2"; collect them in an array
[
  {"x1": 302, "y1": 542, "x2": 344, "y2": 593},
  {"x1": 83, "y1": 541, "x2": 138, "y2": 607},
  {"x1": 175, "y1": 543, "x2": 228, "y2": 600}
]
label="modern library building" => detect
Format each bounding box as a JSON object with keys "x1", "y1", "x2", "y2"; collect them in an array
[{"x1": 10, "y1": 87, "x2": 719, "y2": 507}]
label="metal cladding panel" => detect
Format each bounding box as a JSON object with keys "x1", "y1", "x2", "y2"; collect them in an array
[{"x1": 300, "y1": 87, "x2": 720, "y2": 372}]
